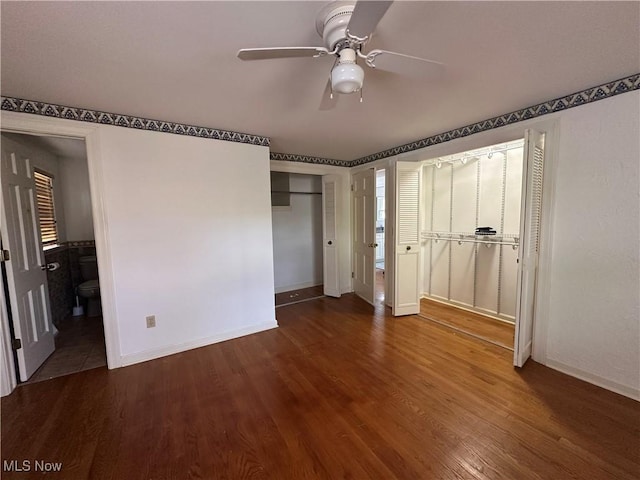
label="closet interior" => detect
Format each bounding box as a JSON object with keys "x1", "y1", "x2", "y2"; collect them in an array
[
  {"x1": 420, "y1": 139, "x2": 525, "y2": 341},
  {"x1": 271, "y1": 172, "x2": 324, "y2": 306}
]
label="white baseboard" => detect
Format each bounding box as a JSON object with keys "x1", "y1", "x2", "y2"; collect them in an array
[
  {"x1": 120, "y1": 320, "x2": 278, "y2": 367},
  {"x1": 545, "y1": 358, "x2": 640, "y2": 401},
  {"x1": 274, "y1": 281, "x2": 322, "y2": 294}
]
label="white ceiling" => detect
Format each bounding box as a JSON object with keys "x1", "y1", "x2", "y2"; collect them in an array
[{"x1": 2, "y1": 1, "x2": 639, "y2": 162}]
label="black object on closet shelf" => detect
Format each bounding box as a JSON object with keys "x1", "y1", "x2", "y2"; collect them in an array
[{"x1": 475, "y1": 227, "x2": 497, "y2": 236}]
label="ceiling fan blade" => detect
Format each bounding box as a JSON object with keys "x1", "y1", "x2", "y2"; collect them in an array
[
  {"x1": 365, "y1": 49, "x2": 444, "y2": 79},
  {"x1": 347, "y1": 1, "x2": 393, "y2": 39},
  {"x1": 319, "y1": 78, "x2": 338, "y2": 111},
  {"x1": 237, "y1": 47, "x2": 329, "y2": 61}
]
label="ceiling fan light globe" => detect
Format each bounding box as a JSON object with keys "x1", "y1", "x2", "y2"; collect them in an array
[{"x1": 331, "y1": 63, "x2": 364, "y2": 94}]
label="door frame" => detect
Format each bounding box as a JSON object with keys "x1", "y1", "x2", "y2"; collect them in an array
[
  {"x1": 0, "y1": 111, "x2": 122, "y2": 396},
  {"x1": 388, "y1": 116, "x2": 559, "y2": 364},
  {"x1": 269, "y1": 161, "x2": 351, "y2": 299}
]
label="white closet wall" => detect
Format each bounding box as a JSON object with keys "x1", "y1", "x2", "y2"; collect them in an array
[
  {"x1": 422, "y1": 141, "x2": 524, "y2": 322},
  {"x1": 271, "y1": 173, "x2": 323, "y2": 293}
]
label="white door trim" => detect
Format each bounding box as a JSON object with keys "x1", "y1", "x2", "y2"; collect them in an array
[{"x1": 0, "y1": 111, "x2": 122, "y2": 396}]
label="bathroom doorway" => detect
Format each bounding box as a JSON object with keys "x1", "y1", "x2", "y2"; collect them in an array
[{"x1": 0, "y1": 132, "x2": 106, "y2": 384}]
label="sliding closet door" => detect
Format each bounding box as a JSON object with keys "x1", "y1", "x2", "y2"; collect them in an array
[
  {"x1": 393, "y1": 161, "x2": 422, "y2": 316},
  {"x1": 322, "y1": 175, "x2": 340, "y2": 297},
  {"x1": 514, "y1": 129, "x2": 545, "y2": 367}
]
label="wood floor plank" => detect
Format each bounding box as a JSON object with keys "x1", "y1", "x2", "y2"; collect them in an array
[
  {"x1": 1, "y1": 293, "x2": 638, "y2": 479},
  {"x1": 420, "y1": 297, "x2": 515, "y2": 349}
]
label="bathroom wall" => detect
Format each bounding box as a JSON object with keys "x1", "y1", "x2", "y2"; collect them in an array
[
  {"x1": 271, "y1": 173, "x2": 323, "y2": 293},
  {"x1": 44, "y1": 248, "x2": 72, "y2": 324},
  {"x1": 59, "y1": 156, "x2": 94, "y2": 241},
  {"x1": 422, "y1": 141, "x2": 524, "y2": 322}
]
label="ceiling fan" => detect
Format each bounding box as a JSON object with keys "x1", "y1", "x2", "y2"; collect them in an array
[{"x1": 237, "y1": 0, "x2": 443, "y2": 109}]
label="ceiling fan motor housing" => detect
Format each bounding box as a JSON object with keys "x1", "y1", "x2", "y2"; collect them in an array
[{"x1": 316, "y1": 1, "x2": 356, "y2": 50}]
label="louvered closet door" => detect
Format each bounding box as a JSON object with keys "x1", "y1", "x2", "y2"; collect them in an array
[
  {"x1": 393, "y1": 161, "x2": 422, "y2": 316},
  {"x1": 514, "y1": 129, "x2": 545, "y2": 367},
  {"x1": 322, "y1": 175, "x2": 340, "y2": 297}
]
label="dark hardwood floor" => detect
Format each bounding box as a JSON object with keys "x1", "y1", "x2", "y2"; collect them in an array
[{"x1": 2, "y1": 294, "x2": 638, "y2": 479}]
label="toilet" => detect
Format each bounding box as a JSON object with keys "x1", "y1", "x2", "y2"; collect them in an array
[{"x1": 77, "y1": 255, "x2": 101, "y2": 317}]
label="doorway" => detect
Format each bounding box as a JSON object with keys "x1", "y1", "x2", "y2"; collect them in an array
[
  {"x1": 271, "y1": 172, "x2": 325, "y2": 307},
  {"x1": 352, "y1": 167, "x2": 388, "y2": 307},
  {"x1": 393, "y1": 129, "x2": 545, "y2": 367},
  {"x1": 1, "y1": 132, "x2": 106, "y2": 383}
]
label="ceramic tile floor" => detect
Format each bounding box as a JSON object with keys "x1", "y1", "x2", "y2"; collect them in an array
[{"x1": 24, "y1": 315, "x2": 107, "y2": 384}]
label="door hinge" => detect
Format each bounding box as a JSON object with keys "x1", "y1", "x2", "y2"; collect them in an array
[
  {"x1": 350, "y1": 184, "x2": 354, "y2": 191},
  {"x1": 351, "y1": 272, "x2": 354, "y2": 278},
  {"x1": 0, "y1": 250, "x2": 9, "y2": 262},
  {"x1": 12, "y1": 338, "x2": 22, "y2": 350}
]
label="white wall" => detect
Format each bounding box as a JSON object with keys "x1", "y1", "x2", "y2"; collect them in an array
[
  {"x1": 543, "y1": 92, "x2": 639, "y2": 398},
  {"x1": 97, "y1": 126, "x2": 276, "y2": 363},
  {"x1": 59, "y1": 156, "x2": 94, "y2": 241},
  {"x1": 271, "y1": 173, "x2": 323, "y2": 293}
]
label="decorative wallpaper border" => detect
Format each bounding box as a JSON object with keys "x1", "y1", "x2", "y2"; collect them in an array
[
  {"x1": 0, "y1": 97, "x2": 270, "y2": 147},
  {"x1": 2, "y1": 73, "x2": 637, "y2": 165},
  {"x1": 350, "y1": 73, "x2": 640, "y2": 166},
  {"x1": 270, "y1": 152, "x2": 350, "y2": 167}
]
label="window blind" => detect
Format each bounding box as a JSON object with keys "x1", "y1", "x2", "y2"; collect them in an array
[{"x1": 34, "y1": 170, "x2": 58, "y2": 247}]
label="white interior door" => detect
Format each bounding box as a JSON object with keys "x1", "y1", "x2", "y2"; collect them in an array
[
  {"x1": 322, "y1": 175, "x2": 340, "y2": 297},
  {"x1": 0, "y1": 137, "x2": 55, "y2": 381},
  {"x1": 352, "y1": 168, "x2": 376, "y2": 305},
  {"x1": 393, "y1": 161, "x2": 422, "y2": 316},
  {"x1": 513, "y1": 129, "x2": 545, "y2": 367}
]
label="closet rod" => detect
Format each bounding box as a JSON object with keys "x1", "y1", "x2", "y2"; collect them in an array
[
  {"x1": 422, "y1": 235, "x2": 519, "y2": 248},
  {"x1": 271, "y1": 190, "x2": 322, "y2": 195}
]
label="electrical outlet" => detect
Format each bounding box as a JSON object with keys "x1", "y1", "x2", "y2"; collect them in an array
[{"x1": 146, "y1": 315, "x2": 156, "y2": 328}]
